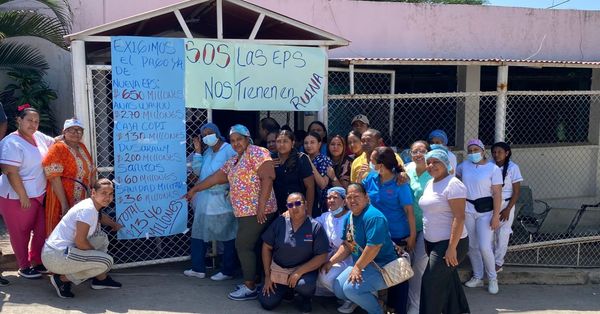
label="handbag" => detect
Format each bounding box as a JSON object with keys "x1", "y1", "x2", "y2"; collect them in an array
[
  {"x1": 349, "y1": 214, "x2": 414, "y2": 287},
  {"x1": 270, "y1": 261, "x2": 298, "y2": 285},
  {"x1": 467, "y1": 196, "x2": 494, "y2": 213}
]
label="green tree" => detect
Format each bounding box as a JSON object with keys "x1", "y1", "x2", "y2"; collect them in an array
[
  {"x1": 364, "y1": 0, "x2": 487, "y2": 4},
  {"x1": 0, "y1": 0, "x2": 72, "y2": 73}
]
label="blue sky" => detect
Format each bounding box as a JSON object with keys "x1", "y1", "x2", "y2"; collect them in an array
[{"x1": 487, "y1": 0, "x2": 600, "y2": 10}]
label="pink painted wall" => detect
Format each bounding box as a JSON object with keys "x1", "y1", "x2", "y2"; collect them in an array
[{"x1": 70, "y1": 0, "x2": 600, "y2": 61}]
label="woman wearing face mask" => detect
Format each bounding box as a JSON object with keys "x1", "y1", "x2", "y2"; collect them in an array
[
  {"x1": 491, "y1": 142, "x2": 523, "y2": 273},
  {"x1": 428, "y1": 130, "x2": 457, "y2": 175},
  {"x1": 184, "y1": 123, "x2": 238, "y2": 282},
  {"x1": 272, "y1": 130, "x2": 315, "y2": 215},
  {"x1": 456, "y1": 139, "x2": 502, "y2": 295},
  {"x1": 404, "y1": 140, "x2": 431, "y2": 314},
  {"x1": 315, "y1": 187, "x2": 355, "y2": 313},
  {"x1": 363, "y1": 147, "x2": 416, "y2": 314},
  {"x1": 304, "y1": 132, "x2": 333, "y2": 217},
  {"x1": 186, "y1": 124, "x2": 277, "y2": 301}
]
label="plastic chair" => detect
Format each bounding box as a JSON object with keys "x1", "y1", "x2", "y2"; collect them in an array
[{"x1": 515, "y1": 186, "x2": 552, "y2": 243}]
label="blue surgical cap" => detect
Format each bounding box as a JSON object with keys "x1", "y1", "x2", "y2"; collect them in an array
[
  {"x1": 327, "y1": 186, "x2": 346, "y2": 199},
  {"x1": 428, "y1": 130, "x2": 448, "y2": 146}
]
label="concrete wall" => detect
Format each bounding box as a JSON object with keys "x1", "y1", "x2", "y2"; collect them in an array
[{"x1": 70, "y1": 0, "x2": 600, "y2": 61}]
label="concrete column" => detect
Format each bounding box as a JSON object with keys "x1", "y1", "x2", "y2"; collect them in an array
[
  {"x1": 456, "y1": 65, "x2": 481, "y2": 150},
  {"x1": 589, "y1": 69, "x2": 600, "y2": 145},
  {"x1": 589, "y1": 69, "x2": 600, "y2": 200},
  {"x1": 495, "y1": 65, "x2": 509, "y2": 143},
  {"x1": 71, "y1": 40, "x2": 92, "y2": 150}
]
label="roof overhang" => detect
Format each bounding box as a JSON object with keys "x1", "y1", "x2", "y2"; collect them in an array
[
  {"x1": 66, "y1": 0, "x2": 349, "y2": 49},
  {"x1": 332, "y1": 57, "x2": 600, "y2": 69}
]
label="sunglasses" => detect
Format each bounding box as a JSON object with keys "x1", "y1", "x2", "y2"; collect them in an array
[{"x1": 286, "y1": 201, "x2": 304, "y2": 209}]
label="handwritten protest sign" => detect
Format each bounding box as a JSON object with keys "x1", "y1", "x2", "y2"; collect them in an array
[
  {"x1": 111, "y1": 36, "x2": 188, "y2": 240},
  {"x1": 184, "y1": 39, "x2": 327, "y2": 111}
]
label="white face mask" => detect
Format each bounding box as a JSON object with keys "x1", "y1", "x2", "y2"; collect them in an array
[{"x1": 202, "y1": 134, "x2": 218, "y2": 147}]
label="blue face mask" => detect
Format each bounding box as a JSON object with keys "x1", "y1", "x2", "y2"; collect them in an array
[
  {"x1": 430, "y1": 144, "x2": 446, "y2": 151},
  {"x1": 330, "y1": 206, "x2": 345, "y2": 216},
  {"x1": 202, "y1": 134, "x2": 218, "y2": 147},
  {"x1": 468, "y1": 152, "x2": 483, "y2": 164},
  {"x1": 369, "y1": 162, "x2": 378, "y2": 175}
]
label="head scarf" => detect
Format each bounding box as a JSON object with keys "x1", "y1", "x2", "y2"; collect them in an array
[
  {"x1": 425, "y1": 149, "x2": 452, "y2": 172},
  {"x1": 467, "y1": 138, "x2": 485, "y2": 150},
  {"x1": 229, "y1": 124, "x2": 253, "y2": 144},
  {"x1": 327, "y1": 186, "x2": 346, "y2": 199},
  {"x1": 200, "y1": 122, "x2": 225, "y2": 141},
  {"x1": 428, "y1": 129, "x2": 448, "y2": 146}
]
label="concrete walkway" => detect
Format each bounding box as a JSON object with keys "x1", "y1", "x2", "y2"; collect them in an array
[{"x1": 1, "y1": 262, "x2": 599, "y2": 314}]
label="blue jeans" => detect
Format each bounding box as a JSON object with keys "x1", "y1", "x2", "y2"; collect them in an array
[
  {"x1": 334, "y1": 264, "x2": 387, "y2": 314},
  {"x1": 190, "y1": 238, "x2": 237, "y2": 275}
]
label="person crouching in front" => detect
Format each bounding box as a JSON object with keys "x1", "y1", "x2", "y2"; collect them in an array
[{"x1": 42, "y1": 178, "x2": 123, "y2": 298}]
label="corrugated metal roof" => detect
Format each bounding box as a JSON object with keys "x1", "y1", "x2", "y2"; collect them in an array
[{"x1": 331, "y1": 57, "x2": 600, "y2": 68}]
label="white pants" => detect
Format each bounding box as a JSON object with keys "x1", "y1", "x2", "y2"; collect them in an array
[
  {"x1": 494, "y1": 202, "x2": 515, "y2": 266},
  {"x1": 408, "y1": 231, "x2": 428, "y2": 312},
  {"x1": 465, "y1": 210, "x2": 497, "y2": 280},
  {"x1": 316, "y1": 260, "x2": 351, "y2": 295}
]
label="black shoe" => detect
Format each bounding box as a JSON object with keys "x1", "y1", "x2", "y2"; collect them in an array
[
  {"x1": 50, "y1": 274, "x2": 74, "y2": 298},
  {"x1": 0, "y1": 276, "x2": 9, "y2": 286},
  {"x1": 18, "y1": 267, "x2": 42, "y2": 279},
  {"x1": 283, "y1": 288, "x2": 295, "y2": 303},
  {"x1": 33, "y1": 264, "x2": 49, "y2": 274},
  {"x1": 91, "y1": 275, "x2": 122, "y2": 290}
]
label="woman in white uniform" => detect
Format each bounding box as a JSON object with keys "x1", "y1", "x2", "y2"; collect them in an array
[
  {"x1": 491, "y1": 142, "x2": 523, "y2": 272},
  {"x1": 456, "y1": 139, "x2": 502, "y2": 294}
]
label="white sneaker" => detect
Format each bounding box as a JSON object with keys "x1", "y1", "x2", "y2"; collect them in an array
[
  {"x1": 228, "y1": 284, "x2": 258, "y2": 301},
  {"x1": 337, "y1": 300, "x2": 358, "y2": 313},
  {"x1": 464, "y1": 277, "x2": 484, "y2": 288},
  {"x1": 488, "y1": 279, "x2": 499, "y2": 294},
  {"x1": 183, "y1": 269, "x2": 206, "y2": 278},
  {"x1": 210, "y1": 272, "x2": 233, "y2": 281}
]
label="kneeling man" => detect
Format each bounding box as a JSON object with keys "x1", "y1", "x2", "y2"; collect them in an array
[{"x1": 42, "y1": 178, "x2": 123, "y2": 298}]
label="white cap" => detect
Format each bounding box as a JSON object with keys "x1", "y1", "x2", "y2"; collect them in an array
[
  {"x1": 351, "y1": 114, "x2": 369, "y2": 125},
  {"x1": 63, "y1": 118, "x2": 84, "y2": 131}
]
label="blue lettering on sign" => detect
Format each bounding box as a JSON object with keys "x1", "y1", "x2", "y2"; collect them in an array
[{"x1": 111, "y1": 36, "x2": 188, "y2": 240}]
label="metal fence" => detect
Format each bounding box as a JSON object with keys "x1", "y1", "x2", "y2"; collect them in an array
[
  {"x1": 87, "y1": 64, "x2": 600, "y2": 268},
  {"x1": 328, "y1": 89, "x2": 600, "y2": 267}
]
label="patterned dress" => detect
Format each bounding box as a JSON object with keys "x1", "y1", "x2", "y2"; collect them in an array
[
  {"x1": 311, "y1": 154, "x2": 333, "y2": 217},
  {"x1": 43, "y1": 141, "x2": 94, "y2": 236},
  {"x1": 221, "y1": 144, "x2": 277, "y2": 218}
]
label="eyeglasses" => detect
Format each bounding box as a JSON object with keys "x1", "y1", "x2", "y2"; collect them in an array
[
  {"x1": 411, "y1": 150, "x2": 427, "y2": 156},
  {"x1": 286, "y1": 201, "x2": 304, "y2": 209},
  {"x1": 65, "y1": 128, "x2": 84, "y2": 134}
]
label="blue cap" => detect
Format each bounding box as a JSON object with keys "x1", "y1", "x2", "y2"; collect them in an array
[
  {"x1": 327, "y1": 186, "x2": 346, "y2": 199},
  {"x1": 425, "y1": 149, "x2": 452, "y2": 172},
  {"x1": 428, "y1": 130, "x2": 448, "y2": 146}
]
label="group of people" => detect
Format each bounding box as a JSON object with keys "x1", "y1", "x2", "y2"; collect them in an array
[
  {"x1": 182, "y1": 115, "x2": 523, "y2": 314},
  {"x1": 0, "y1": 106, "x2": 122, "y2": 297},
  {"x1": 0, "y1": 106, "x2": 524, "y2": 313}
]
